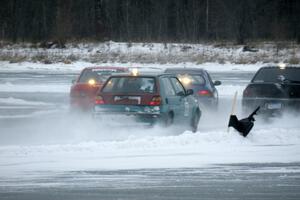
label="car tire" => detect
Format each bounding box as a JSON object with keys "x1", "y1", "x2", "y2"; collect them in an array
[
  {"x1": 163, "y1": 112, "x2": 174, "y2": 127},
  {"x1": 191, "y1": 110, "x2": 201, "y2": 133}
]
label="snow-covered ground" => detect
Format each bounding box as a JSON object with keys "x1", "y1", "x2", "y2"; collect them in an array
[
  {"x1": 1, "y1": 119, "x2": 300, "y2": 176},
  {"x1": 0, "y1": 61, "x2": 254, "y2": 95},
  {"x1": 1, "y1": 41, "x2": 299, "y2": 64},
  {"x1": 0, "y1": 60, "x2": 264, "y2": 72},
  {"x1": 0, "y1": 61, "x2": 299, "y2": 178},
  {"x1": 0, "y1": 97, "x2": 53, "y2": 106}
]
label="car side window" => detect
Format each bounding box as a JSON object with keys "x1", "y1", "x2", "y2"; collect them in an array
[
  {"x1": 170, "y1": 77, "x2": 185, "y2": 95},
  {"x1": 161, "y1": 78, "x2": 176, "y2": 96},
  {"x1": 102, "y1": 77, "x2": 120, "y2": 92},
  {"x1": 78, "y1": 69, "x2": 97, "y2": 83}
]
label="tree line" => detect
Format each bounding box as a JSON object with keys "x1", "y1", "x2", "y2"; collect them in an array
[{"x1": 0, "y1": 0, "x2": 299, "y2": 44}]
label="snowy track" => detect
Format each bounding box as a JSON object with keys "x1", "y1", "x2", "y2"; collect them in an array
[{"x1": 0, "y1": 62, "x2": 299, "y2": 199}]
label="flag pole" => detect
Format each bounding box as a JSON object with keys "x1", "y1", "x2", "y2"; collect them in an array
[{"x1": 228, "y1": 91, "x2": 238, "y2": 133}]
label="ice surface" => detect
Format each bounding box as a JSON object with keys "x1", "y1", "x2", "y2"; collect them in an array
[
  {"x1": 0, "y1": 97, "x2": 54, "y2": 105},
  {"x1": 0, "y1": 62, "x2": 299, "y2": 177},
  {"x1": 0, "y1": 113, "x2": 299, "y2": 176},
  {"x1": 0, "y1": 82, "x2": 70, "y2": 93}
]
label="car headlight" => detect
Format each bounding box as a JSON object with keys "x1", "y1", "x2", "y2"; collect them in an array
[
  {"x1": 131, "y1": 68, "x2": 139, "y2": 76},
  {"x1": 278, "y1": 63, "x2": 286, "y2": 70},
  {"x1": 178, "y1": 76, "x2": 192, "y2": 85},
  {"x1": 88, "y1": 79, "x2": 96, "y2": 85}
]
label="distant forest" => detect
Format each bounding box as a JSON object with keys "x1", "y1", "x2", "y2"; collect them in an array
[{"x1": 1, "y1": 0, "x2": 300, "y2": 44}]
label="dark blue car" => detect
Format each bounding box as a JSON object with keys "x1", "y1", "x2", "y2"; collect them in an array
[
  {"x1": 242, "y1": 65, "x2": 300, "y2": 116},
  {"x1": 164, "y1": 68, "x2": 221, "y2": 109},
  {"x1": 93, "y1": 72, "x2": 201, "y2": 132}
]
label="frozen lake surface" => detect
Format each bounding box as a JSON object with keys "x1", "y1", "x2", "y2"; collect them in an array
[{"x1": 0, "y1": 62, "x2": 299, "y2": 199}]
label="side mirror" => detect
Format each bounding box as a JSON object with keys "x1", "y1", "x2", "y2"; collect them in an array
[
  {"x1": 177, "y1": 91, "x2": 185, "y2": 96},
  {"x1": 186, "y1": 89, "x2": 194, "y2": 96},
  {"x1": 214, "y1": 80, "x2": 221, "y2": 86}
]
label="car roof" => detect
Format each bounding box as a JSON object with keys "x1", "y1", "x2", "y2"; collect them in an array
[
  {"x1": 260, "y1": 65, "x2": 300, "y2": 70},
  {"x1": 165, "y1": 68, "x2": 206, "y2": 74},
  {"x1": 83, "y1": 66, "x2": 129, "y2": 71},
  {"x1": 251, "y1": 65, "x2": 300, "y2": 82},
  {"x1": 107, "y1": 72, "x2": 176, "y2": 78}
]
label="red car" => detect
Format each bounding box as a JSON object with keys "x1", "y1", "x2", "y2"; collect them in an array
[{"x1": 70, "y1": 66, "x2": 128, "y2": 110}]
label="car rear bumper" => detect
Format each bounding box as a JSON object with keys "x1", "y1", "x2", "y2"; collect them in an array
[
  {"x1": 93, "y1": 105, "x2": 163, "y2": 124},
  {"x1": 242, "y1": 97, "x2": 300, "y2": 114}
]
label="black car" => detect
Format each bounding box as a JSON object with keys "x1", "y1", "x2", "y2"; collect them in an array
[
  {"x1": 164, "y1": 68, "x2": 221, "y2": 109},
  {"x1": 242, "y1": 65, "x2": 300, "y2": 116},
  {"x1": 94, "y1": 72, "x2": 201, "y2": 132}
]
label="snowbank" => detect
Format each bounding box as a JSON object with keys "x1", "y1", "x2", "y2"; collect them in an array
[
  {"x1": 0, "y1": 61, "x2": 263, "y2": 72},
  {"x1": 0, "y1": 126, "x2": 299, "y2": 175},
  {"x1": 1, "y1": 41, "x2": 299, "y2": 64}
]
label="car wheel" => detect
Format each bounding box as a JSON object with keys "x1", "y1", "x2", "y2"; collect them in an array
[
  {"x1": 163, "y1": 112, "x2": 174, "y2": 127},
  {"x1": 191, "y1": 110, "x2": 201, "y2": 133}
]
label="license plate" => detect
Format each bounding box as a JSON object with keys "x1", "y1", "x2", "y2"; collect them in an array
[
  {"x1": 266, "y1": 102, "x2": 282, "y2": 109},
  {"x1": 114, "y1": 96, "x2": 141, "y2": 104}
]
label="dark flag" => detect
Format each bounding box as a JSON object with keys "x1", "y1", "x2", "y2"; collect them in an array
[{"x1": 228, "y1": 106, "x2": 260, "y2": 137}]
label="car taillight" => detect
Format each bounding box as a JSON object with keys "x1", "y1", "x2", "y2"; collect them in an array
[
  {"x1": 149, "y1": 96, "x2": 161, "y2": 106},
  {"x1": 95, "y1": 96, "x2": 105, "y2": 104},
  {"x1": 198, "y1": 90, "x2": 212, "y2": 97}
]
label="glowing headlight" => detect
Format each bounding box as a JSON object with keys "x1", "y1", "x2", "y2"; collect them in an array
[
  {"x1": 179, "y1": 76, "x2": 192, "y2": 85},
  {"x1": 88, "y1": 79, "x2": 96, "y2": 85},
  {"x1": 278, "y1": 63, "x2": 286, "y2": 70},
  {"x1": 131, "y1": 68, "x2": 139, "y2": 76}
]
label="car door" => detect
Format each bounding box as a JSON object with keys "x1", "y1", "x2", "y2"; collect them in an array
[
  {"x1": 206, "y1": 72, "x2": 218, "y2": 100},
  {"x1": 169, "y1": 77, "x2": 191, "y2": 122},
  {"x1": 160, "y1": 77, "x2": 183, "y2": 119}
]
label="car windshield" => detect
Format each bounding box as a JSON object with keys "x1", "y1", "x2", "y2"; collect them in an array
[
  {"x1": 102, "y1": 77, "x2": 156, "y2": 93},
  {"x1": 78, "y1": 68, "x2": 124, "y2": 84},
  {"x1": 177, "y1": 74, "x2": 205, "y2": 89},
  {"x1": 252, "y1": 68, "x2": 300, "y2": 83}
]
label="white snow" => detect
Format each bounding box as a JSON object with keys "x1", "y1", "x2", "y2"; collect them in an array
[
  {"x1": 1, "y1": 41, "x2": 299, "y2": 64},
  {"x1": 0, "y1": 61, "x2": 254, "y2": 95},
  {"x1": 0, "y1": 60, "x2": 299, "y2": 177},
  {"x1": 0, "y1": 126, "x2": 299, "y2": 176},
  {"x1": 0, "y1": 82, "x2": 70, "y2": 93},
  {"x1": 0, "y1": 61, "x2": 263, "y2": 73},
  {"x1": 0, "y1": 109, "x2": 61, "y2": 119},
  {"x1": 0, "y1": 61, "x2": 94, "y2": 72},
  {"x1": 217, "y1": 85, "x2": 245, "y2": 97},
  {"x1": 0, "y1": 111, "x2": 299, "y2": 175},
  {"x1": 0, "y1": 97, "x2": 53, "y2": 106}
]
